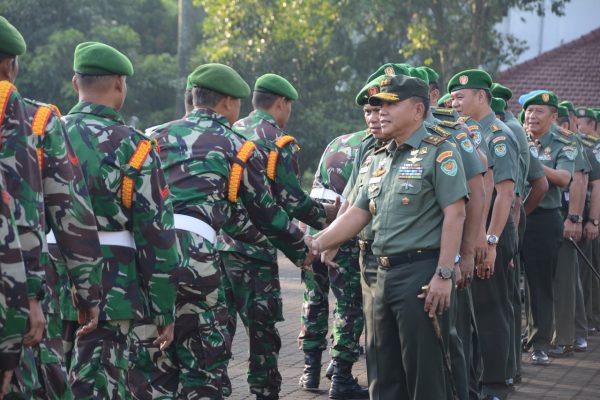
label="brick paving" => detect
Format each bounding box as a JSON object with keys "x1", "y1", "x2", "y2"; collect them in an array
[{"x1": 226, "y1": 258, "x2": 600, "y2": 400}]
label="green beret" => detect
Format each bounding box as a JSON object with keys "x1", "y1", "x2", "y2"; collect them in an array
[
  {"x1": 254, "y1": 73, "x2": 298, "y2": 101},
  {"x1": 0, "y1": 17, "x2": 26, "y2": 56},
  {"x1": 523, "y1": 91, "x2": 558, "y2": 110},
  {"x1": 557, "y1": 106, "x2": 570, "y2": 118},
  {"x1": 491, "y1": 83, "x2": 513, "y2": 102},
  {"x1": 559, "y1": 100, "x2": 575, "y2": 114},
  {"x1": 409, "y1": 67, "x2": 429, "y2": 85},
  {"x1": 188, "y1": 63, "x2": 250, "y2": 98},
  {"x1": 419, "y1": 66, "x2": 439, "y2": 84},
  {"x1": 73, "y1": 42, "x2": 133, "y2": 76},
  {"x1": 366, "y1": 63, "x2": 411, "y2": 85},
  {"x1": 368, "y1": 75, "x2": 429, "y2": 106},
  {"x1": 185, "y1": 75, "x2": 193, "y2": 90},
  {"x1": 448, "y1": 69, "x2": 492, "y2": 93},
  {"x1": 518, "y1": 109, "x2": 525, "y2": 124},
  {"x1": 491, "y1": 97, "x2": 506, "y2": 114},
  {"x1": 437, "y1": 93, "x2": 452, "y2": 107},
  {"x1": 355, "y1": 75, "x2": 386, "y2": 106},
  {"x1": 579, "y1": 107, "x2": 597, "y2": 119}
]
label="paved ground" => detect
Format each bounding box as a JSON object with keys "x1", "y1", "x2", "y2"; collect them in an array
[{"x1": 226, "y1": 258, "x2": 600, "y2": 400}]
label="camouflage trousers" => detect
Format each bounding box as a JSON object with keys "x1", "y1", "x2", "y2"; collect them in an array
[
  {"x1": 128, "y1": 320, "x2": 178, "y2": 400},
  {"x1": 68, "y1": 320, "x2": 131, "y2": 399},
  {"x1": 8, "y1": 311, "x2": 71, "y2": 400},
  {"x1": 129, "y1": 230, "x2": 231, "y2": 399},
  {"x1": 298, "y1": 240, "x2": 364, "y2": 363},
  {"x1": 61, "y1": 320, "x2": 78, "y2": 373},
  {"x1": 220, "y1": 251, "x2": 283, "y2": 397}
]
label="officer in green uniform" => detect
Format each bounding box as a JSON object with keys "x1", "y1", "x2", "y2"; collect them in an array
[
  {"x1": 576, "y1": 107, "x2": 600, "y2": 336},
  {"x1": 417, "y1": 65, "x2": 487, "y2": 400},
  {"x1": 438, "y1": 93, "x2": 453, "y2": 108},
  {"x1": 311, "y1": 74, "x2": 468, "y2": 400},
  {"x1": 491, "y1": 82, "x2": 548, "y2": 385},
  {"x1": 492, "y1": 97, "x2": 506, "y2": 120},
  {"x1": 449, "y1": 69, "x2": 520, "y2": 399},
  {"x1": 521, "y1": 91, "x2": 575, "y2": 366},
  {"x1": 340, "y1": 71, "x2": 394, "y2": 400},
  {"x1": 549, "y1": 105, "x2": 591, "y2": 357},
  {"x1": 64, "y1": 42, "x2": 179, "y2": 399}
]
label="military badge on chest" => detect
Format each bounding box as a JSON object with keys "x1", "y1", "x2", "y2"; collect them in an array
[{"x1": 538, "y1": 147, "x2": 552, "y2": 161}]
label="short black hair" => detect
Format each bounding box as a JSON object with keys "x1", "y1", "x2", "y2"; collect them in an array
[
  {"x1": 252, "y1": 90, "x2": 282, "y2": 110},
  {"x1": 557, "y1": 116, "x2": 570, "y2": 127},
  {"x1": 429, "y1": 82, "x2": 439, "y2": 92},
  {"x1": 193, "y1": 86, "x2": 226, "y2": 108},
  {"x1": 184, "y1": 89, "x2": 193, "y2": 110},
  {"x1": 484, "y1": 89, "x2": 492, "y2": 104},
  {"x1": 74, "y1": 73, "x2": 116, "y2": 90},
  {"x1": 410, "y1": 96, "x2": 430, "y2": 120},
  {"x1": 0, "y1": 52, "x2": 16, "y2": 62}
]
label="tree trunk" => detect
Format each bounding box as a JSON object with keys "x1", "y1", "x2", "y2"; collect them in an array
[{"x1": 176, "y1": 0, "x2": 196, "y2": 118}]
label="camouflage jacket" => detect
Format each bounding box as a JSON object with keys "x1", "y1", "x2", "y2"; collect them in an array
[
  {"x1": 0, "y1": 81, "x2": 44, "y2": 300},
  {"x1": 63, "y1": 102, "x2": 178, "y2": 326},
  {"x1": 152, "y1": 108, "x2": 307, "y2": 268},
  {"x1": 218, "y1": 109, "x2": 327, "y2": 261},
  {"x1": 23, "y1": 99, "x2": 102, "y2": 316},
  {"x1": 0, "y1": 82, "x2": 34, "y2": 369}
]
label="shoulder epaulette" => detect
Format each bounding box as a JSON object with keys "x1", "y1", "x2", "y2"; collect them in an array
[
  {"x1": 558, "y1": 127, "x2": 574, "y2": 137},
  {"x1": 361, "y1": 131, "x2": 373, "y2": 142},
  {"x1": 491, "y1": 124, "x2": 503, "y2": 133},
  {"x1": 122, "y1": 139, "x2": 154, "y2": 209},
  {"x1": 433, "y1": 107, "x2": 454, "y2": 116},
  {"x1": 584, "y1": 134, "x2": 598, "y2": 142},
  {"x1": 555, "y1": 135, "x2": 574, "y2": 145},
  {"x1": 228, "y1": 141, "x2": 257, "y2": 203},
  {"x1": 439, "y1": 120, "x2": 459, "y2": 129},
  {"x1": 24, "y1": 98, "x2": 62, "y2": 118},
  {"x1": 266, "y1": 135, "x2": 296, "y2": 180},
  {"x1": 422, "y1": 134, "x2": 446, "y2": 146},
  {"x1": 0, "y1": 81, "x2": 16, "y2": 128},
  {"x1": 580, "y1": 139, "x2": 595, "y2": 148},
  {"x1": 428, "y1": 124, "x2": 451, "y2": 138}
]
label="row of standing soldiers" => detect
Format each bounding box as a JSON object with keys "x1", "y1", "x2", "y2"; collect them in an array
[{"x1": 1, "y1": 14, "x2": 600, "y2": 400}]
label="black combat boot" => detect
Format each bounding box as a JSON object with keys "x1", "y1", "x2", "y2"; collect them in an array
[
  {"x1": 325, "y1": 359, "x2": 334, "y2": 380},
  {"x1": 298, "y1": 351, "x2": 322, "y2": 391},
  {"x1": 328, "y1": 359, "x2": 369, "y2": 399}
]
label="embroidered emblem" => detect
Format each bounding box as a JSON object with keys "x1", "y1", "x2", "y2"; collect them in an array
[
  {"x1": 460, "y1": 139, "x2": 474, "y2": 153},
  {"x1": 494, "y1": 143, "x2": 507, "y2": 157},
  {"x1": 436, "y1": 151, "x2": 453, "y2": 163},
  {"x1": 441, "y1": 159, "x2": 458, "y2": 176},
  {"x1": 459, "y1": 75, "x2": 469, "y2": 85}
]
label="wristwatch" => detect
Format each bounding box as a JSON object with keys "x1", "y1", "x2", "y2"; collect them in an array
[
  {"x1": 592, "y1": 219, "x2": 599, "y2": 227},
  {"x1": 568, "y1": 214, "x2": 583, "y2": 223},
  {"x1": 486, "y1": 234, "x2": 499, "y2": 245},
  {"x1": 454, "y1": 254, "x2": 461, "y2": 265},
  {"x1": 437, "y1": 266, "x2": 455, "y2": 280}
]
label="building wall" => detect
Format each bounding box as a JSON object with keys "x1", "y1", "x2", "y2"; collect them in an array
[{"x1": 498, "y1": 0, "x2": 600, "y2": 69}]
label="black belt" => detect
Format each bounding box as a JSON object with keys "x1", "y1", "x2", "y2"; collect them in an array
[
  {"x1": 532, "y1": 207, "x2": 560, "y2": 215},
  {"x1": 358, "y1": 239, "x2": 372, "y2": 252},
  {"x1": 377, "y1": 250, "x2": 439, "y2": 268}
]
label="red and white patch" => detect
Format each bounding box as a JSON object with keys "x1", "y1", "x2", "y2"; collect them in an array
[
  {"x1": 368, "y1": 87, "x2": 379, "y2": 96},
  {"x1": 459, "y1": 75, "x2": 469, "y2": 85},
  {"x1": 384, "y1": 67, "x2": 395, "y2": 75}
]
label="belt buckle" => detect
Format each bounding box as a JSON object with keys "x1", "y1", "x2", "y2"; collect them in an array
[
  {"x1": 379, "y1": 256, "x2": 390, "y2": 268},
  {"x1": 359, "y1": 241, "x2": 367, "y2": 251}
]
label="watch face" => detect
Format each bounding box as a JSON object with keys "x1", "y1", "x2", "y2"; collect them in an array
[{"x1": 439, "y1": 267, "x2": 453, "y2": 279}]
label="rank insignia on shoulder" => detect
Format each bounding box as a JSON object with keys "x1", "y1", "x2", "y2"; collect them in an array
[
  {"x1": 555, "y1": 135, "x2": 573, "y2": 145},
  {"x1": 439, "y1": 120, "x2": 459, "y2": 128},
  {"x1": 423, "y1": 134, "x2": 446, "y2": 146},
  {"x1": 559, "y1": 127, "x2": 573, "y2": 137},
  {"x1": 433, "y1": 107, "x2": 454, "y2": 115},
  {"x1": 491, "y1": 124, "x2": 503, "y2": 133}
]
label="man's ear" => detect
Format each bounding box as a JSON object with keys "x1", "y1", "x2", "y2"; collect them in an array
[{"x1": 71, "y1": 75, "x2": 79, "y2": 93}]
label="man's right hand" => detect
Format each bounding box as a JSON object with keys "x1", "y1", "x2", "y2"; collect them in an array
[
  {"x1": 584, "y1": 222, "x2": 599, "y2": 241},
  {"x1": 478, "y1": 244, "x2": 496, "y2": 279},
  {"x1": 323, "y1": 197, "x2": 341, "y2": 224},
  {"x1": 474, "y1": 231, "x2": 487, "y2": 266},
  {"x1": 458, "y1": 254, "x2": 474, "y2": 290},
  {"x1": 23, "y1": 298, "x2": 45, "y2": 347},
  {"x1": 0, "y1": 369, "x2": 13, "y2": 399},
  {"x1": 76, "y1": 305, "x2": 100, "y2": 337},
  {"x1": 154, "y1": 323, "x2": 174, "y2": 351}
]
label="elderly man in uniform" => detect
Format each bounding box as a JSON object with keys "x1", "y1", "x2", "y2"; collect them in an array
[{"x1": 309, "y1": 74, "x2": 468, "y2": 400}]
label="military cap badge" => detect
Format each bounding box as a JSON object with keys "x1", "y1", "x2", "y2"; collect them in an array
[
  {"x1": 459, "y1": 75, "x2": 469, "y2": 85},
  {"x1": 542, "y1": 93, "x2": 550, "y2": 103},
  {"x1": 368, "y1": 87, "x2": 379, "y2": 96},
  {"x1": 385, "y1": 67, "x2": 395, "y2": 75}
]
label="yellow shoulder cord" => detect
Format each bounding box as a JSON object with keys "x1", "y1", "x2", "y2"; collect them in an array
[
  {"x1": 266, "y1": 135, "x2": 296, "y2": 181},
  {"x1": 122, "y1": 139, "x2": 153, "y2": 209},
  {"x1": 227, "y1": 141, "x2": 256, "y2": 203}
]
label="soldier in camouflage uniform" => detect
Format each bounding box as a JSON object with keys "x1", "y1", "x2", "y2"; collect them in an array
[
  {"x1": 63, "y1": 42, "x2": 178, "y2": 399},
  {"x1": 0, "y1": 16, "x2": 44, "y2": 397},
  {"x1": 218, "y1": 74, "x2": 336, "y2": 400},
  {"x1": 148, "y1": 64, "x2": 310, "y2": 399},
  {"x1": 10, "y1": 95, "x2": 103, "y2": 400}
]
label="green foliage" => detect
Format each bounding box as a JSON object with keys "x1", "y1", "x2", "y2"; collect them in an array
[{"x1": 0, "y1": 0, "x2": 570, "y2": 174}]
